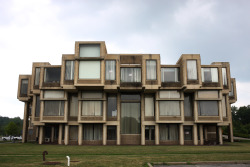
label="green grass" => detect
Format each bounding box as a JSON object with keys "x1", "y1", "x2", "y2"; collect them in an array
[{"x1": 0, "y1": 141, "x2": 250, "y2": 167}]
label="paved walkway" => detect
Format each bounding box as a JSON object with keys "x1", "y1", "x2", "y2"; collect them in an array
[{"x1": 223, "y1": 135, "x2": 250, "y2": 141}]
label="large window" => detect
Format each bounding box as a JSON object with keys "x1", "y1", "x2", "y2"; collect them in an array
[
  {"x1": 79, "y1": 44, "x2": 100, "y2": 57},
  {"x1": 107, "y1": 126, "x2": 116, "y2": 140},
  {"x1": 222, "y1": 68, "x2": 227, "y2": 86},
  {"x1": 146, "y1": 60, "x2": 156, "y2": 80},
  {"x1": 83, "y1": 124, "x2": 102, "y2": 140},
  {"x1": 159, "y1": 101, "x2": 181, "y2": 116},
  {"x1": 145, "y1": 126, "x2": 155, "y2": 141},
  {"x1": 184, "y1": 93, "x2": 193, "y2": 117},
  {"x1": 44, "y1": 101, "x2": 64, "y2": 116},
  {"x1": 107, "y1": 95, "x2": 117, "y2": 117},
  {"x1": 79, "y1": 61, "x2": 100, "y2": 79},
  {"x1": 65, "y1": 61, "x2": 74, "y2": 80},
  {"x1": 105, "y1": 60, "x2": 116, "y2": 80},
  {"x1": 187, "y1": 60, "x2": 197, "y2": 80},
  {"x1": 20, "y1": 79, "x2": 28, "y2": 96},
  {"x1": 121, "y1": 94, "x2": 141, "y2": 134},
  {"x1": 81, "y1": 101, "x2": 102, "y2": 116},
  {"x1": 120, "y1": 68, "x2": 141, "y2": 82},
  {"x1": 161, "y1": 68, "x2": 179, "y2": 82},
  {"x1": 159, "y1": 90, "x2": 180, "y2": 99},
  {"x1": 34, "y1": 67, "x2": 40, "y2": 86},
  {"x1": 35, "y1": 95, "x2": 40, "y2": 117},
  {"x1": 198, "y1": 101, "x2": 219, "y2": 116},
  {"x1": 44, "y1": 68, "x2": 61, "y2": 83},
  {"x1": 44, "y1": 90, "x2": 64, "y2": 99},
  {"x1": 69, "y1": 94, "x2": 78, "y2": 117},
  {"x1": 159, "y1": 124, "x2": 179, "y2": 141},
  {"x1": 201, "y1": 68, "x2": 218, "y2": 82},
  {"x1": 145, "y1": 96, "x2": 154, "y2": 116}
]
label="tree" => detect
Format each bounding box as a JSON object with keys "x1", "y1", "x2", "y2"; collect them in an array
[{"x1": 5, "y1": 121, "x2": 19, "y2": 136}]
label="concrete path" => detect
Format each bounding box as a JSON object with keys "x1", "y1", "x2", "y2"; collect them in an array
[{"x1": 223, "y1": 135, "x2": 250, "y2": 141}]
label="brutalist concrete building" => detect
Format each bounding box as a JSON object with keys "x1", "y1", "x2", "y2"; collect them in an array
[{"x1": 17, "y1": 41, "x2": 237, "y2": 145}]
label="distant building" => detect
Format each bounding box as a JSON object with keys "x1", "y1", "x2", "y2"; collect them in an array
[{"x1": 17, "y1": 41, "x2": 237, "y2": 145}]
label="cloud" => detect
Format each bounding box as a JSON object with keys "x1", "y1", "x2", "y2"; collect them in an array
[{"x1": 233, "y1": 81, "x2": 250, "y2": 107}]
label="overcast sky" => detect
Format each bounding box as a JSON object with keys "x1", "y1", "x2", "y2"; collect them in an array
[{"x1": 0, "y1": 0, "x2": 249, "y2": 118}]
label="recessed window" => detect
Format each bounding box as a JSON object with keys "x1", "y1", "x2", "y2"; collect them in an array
[
  {"x1": 222, "y1": 95, "x2": 227, "y2": 117},
  {"x1": 107, "y1": 95, "x2": 117, "y2": 117},
  {"x1": 81, "y1": 101, "x2": 102, "y2": 116},
  {"x1": 222, "y1": 68, "x2": 227, "y2": 86},
  {"x1": 44, "y1": 90, "x2": 64, "y2": 99},
  {"x1": 201, "y1": 68, "x2": 218, "y2": 82},
  {"x1": 159, "y1": 124, "x2": 179, "y2": 141},
  {"x1": 35, "y1": 95, "x2": 40, "y2": 117},
  {"x1": 69, "y1": 94, "x2": 78, "y2": 117},
  {"x1": 34, "y1": 68, "x2": 40, "y2": 86},
  {"x1": 145, "y1": 96, "x2": 154, "y2": 116},
  {"x1": 20, "y1": 79, "x2": 28, "y2": 96},
  {"x1": 159, "y1": 90, "x2": 180, "y2": 99},
  {"x1": 69, "y1": 126, "x2": 78, "y2": 141},
  {"x1": 184, "y1": 126, "x2": 192, "y2": 140},
  {"x1": 146, "y1": 60, "x2": 156, "y2": 80},
  {"x1": 198, "y1": 101, "x2": 218, "y2": 116},
  {"x1": 83, "y1": 124, "x2": 102, "y2": 140},
  {"x1": 105, "y1": 60, "x2": 116, "y2": 80},
  {"x1": 159, "y1": 101, "x2": 181, "y2": 116},
  {"x1": 120, "y1": 68, "x2": 141, "y2": 82},
  {"x1": 44, "y1": 68, "x2": 61, "y2": 83},
  {"x1": 184, "y1": 93, "x2": 193, "y2": 117},
  {"x1": 44, "y1": 101, "x2": 64, "y2": 116},
  {"x1": 79, "y1": 44, "x2": 100, "y2": 57},
  {"x1": 161, "y1": 68, "x2": 179, "y2": 82},
  {"x1": 187, "y1": 60, "x2": 197, "y2": 80},
  {"x1": 79, "y1": 61, "x2": 100, "y2": 79},
  {"x1": 229, "y1": 81, "x2": 234, "y2": 96},
  {"x1": 65, "y1": 61, "x2": 74, "y2": 80},
  {"x1": 107, "y1": 126, "x2": 117, "y2": 140},
  {"x1": 145, "y1": 126, "x2": 155, "y2": 141},
  {"x1": 82, "y1": 92, "x2": 102, "y2": 99}
]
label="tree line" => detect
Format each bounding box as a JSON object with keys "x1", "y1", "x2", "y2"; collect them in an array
[{"x1": 0, "y1": 116, "x2": 23, "y2": 136}]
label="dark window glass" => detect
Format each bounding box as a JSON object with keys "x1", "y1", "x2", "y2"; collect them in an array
[
  {"x1": 44, "y1": 67, "x2": 61, "y2": 83},
  {"x1": 20, "y1": 79, "x2": 28, "y2": 95},
  {"x1": 44, "y1": 101, "x2": 64, "y2": 116},
  {"x1": 184, "y1": 126, "x2": 192, "y2": 140},
  {"x1": 198, "y1": 101, "x2": 219, "y2": 116},
  {"x1": 35, "y1": 96, "x2": 40, "y2": 117},
  {"x1": 121, "y1": 94, "x2": 141, "y2": 101},
  {"x1": 145, "y1": 126, "x2": 155, "y2": 141},
  {"x1": 107, "y1": 126, "x2": 116, "y2": 140},
  {"x1": 159, "y1": 124, "x2": 179, "y2": 141},
  {"x1": 107, "y1": 95, "x2": 117, "y2": 117},
  {"x1": 35, "y1": 68, "x2": 40, "y2": 86},
  {"x1": 83, "y1": 124, "x2": 102, "y2": 140},
  {"x1": 184, "y1": 93, "x2": 193, "y2": 117},
  {"x1": 69, "y1": 126, "x2": 78, "y2": 140},
  {"x1": 161, "y1": 68, "x2": 179, "y2": 82}
]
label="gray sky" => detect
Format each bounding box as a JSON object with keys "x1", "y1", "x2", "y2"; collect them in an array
[{"x1": 0, "y1": 0, "x2": 249, "y2": 118}]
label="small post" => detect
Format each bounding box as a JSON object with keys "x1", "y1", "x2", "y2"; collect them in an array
[
  {"x1": 66, "y1": 156, "x2": 70, "y2": 166},
  {"x1": 42, "y1": 151, "x2": 48, "y2": 161}
]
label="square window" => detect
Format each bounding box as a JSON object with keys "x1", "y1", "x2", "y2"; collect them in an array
[
  {"x1": 79, "y1": 61, "x2": 100, "y2": 79},
  {"x1": 79, "y1": 44, "x2": 100, "y2": 57},
  {"x1": 201, "y1": 68, "x2": 218, "y2": 82},
  {"x1": 161, "y1": 68, "x2": 179, "y2": 82}
]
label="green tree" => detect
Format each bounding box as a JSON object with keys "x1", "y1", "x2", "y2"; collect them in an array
[{"x1": 5, "y1": 121, "x2": 19, "y2": 136}]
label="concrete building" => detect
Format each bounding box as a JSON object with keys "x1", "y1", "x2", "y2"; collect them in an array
[{"x1": 17, "y1": 41, "x2": 237, "y2": 145}]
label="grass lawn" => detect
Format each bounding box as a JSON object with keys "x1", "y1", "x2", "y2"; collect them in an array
[{"x1": 0, "y1": 141, "x2": 250, "y2": 167}]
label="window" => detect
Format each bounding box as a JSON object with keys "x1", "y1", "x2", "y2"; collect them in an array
[
  {"x1": 159, "y1": 101, "x2": 180, "y2": 116},
  {"x1": 44, "y1": 68, "x2": 61, "y2": 83},
  {"x1": 222, "y1": 68, "x2": 227, "y2": 86},
  {"x1": 161, "y1": 68, "x2": 179, "y2": 82},
  {"x1": 83, "y1": 124, "x2": 102, "y2": 140},
  {"x1": 198, "y1": 101, "x2": 219, "y2": 116},
  {"x1": 35, "y1": 96, "x2": 40, "y2": 117},
  {"x1": 120, "y1": 68, "x2": 141, "y2": 82},
  {"x1": 201, "y1": 68, "x2": 218, "y2": 82},
  {"x1": 145, "y1": 126, "x2": 155, "y2": 141},
  {"x1": 82, "y1": 92, "x2": 102, "y2": 99},
  {"x1": 105, "y1": 60, "x2": 116, "y2": 80},
  {"x1": 159, "y1": 124, "x2": 179, "y2": 141},
  {"x1": 44, "y1": 101, "x2": 64, "y2": 116},
  {"x1": 69, "y1": 126, "x2": 78, "y2": 141},
  {"x1": 107, "y1": 95, "x2": 117, "y2": 117},
  {"x1": 65, "y1": 61, "x2": 74, "y2": 80},
  {"x1": 229, "y1": 81, "x2": 234, "y2": 96},
  {"x1": 184, "y1": 93, "x2": 193, "y2": 117},
  {"x1": 44, "y1": 91, "x2": 64, "y2": 99},
  {"x1": 198, "y1": 90, "x2": 219, "y2": 99},
  {"x1": 107, "y1": 126, "x2": 116, "y2": 140},
  {"x1": 187, "y1": 60, "x2": 197, "y2": 80},
  {"x1": 69, "y1": 94, "x2": 78, "y2": 117},
  {"x1": 146, "y1": 60, "x2": 156, "y2": 80},
  {"x1": 159, "y1": 90, "x2": 180, "y2": 98},
  {"x1": 34, "y1": 67, "x2": 40, "y2": 86},
  {"x1": 79, "y1": 44, "x2": 100, "y2": 57},
  {"x1": 222, "y1": 95, "x2": 227, "y2": 117},
  {"x1": 20, "y1": 79, "x2": 28, "y2": 96},
  {"x1": 121, "y1": 94, "x2": 141, "y2": 134},
  {"x1": 145, "y1": 96, "x2": 154, "y2": 116},
  {"x1": 81, "y1": 101, "x2": 102, "y2": 116},
  {"x1": 184, "y1": 126, "x2": 192, "y2": 140},
  {"x1": 79, "y1": 61, "x2": 100, "y2": 79}
]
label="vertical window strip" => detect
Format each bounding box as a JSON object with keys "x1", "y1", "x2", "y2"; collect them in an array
[
  {"x1": 187, "y1": 60, "x2": 197, "y2": 80},
  {"x1": 105, "y1": 60, "x2": 116, "y2": 80},
  {"x1": 222, "y1": 68, "x2": 227, "y2": 86},
  {"x1": 146, "y1": 60, "x2": 156, "y2": 80},
  {"x1": 34, "y1": 68, "x2": 40, "y2": 86}
]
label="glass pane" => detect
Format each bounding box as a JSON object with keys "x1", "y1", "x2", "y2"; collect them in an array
[
  {"x1": 44, "y1": 68, "x2": 61, "y2": 83},
  {"x1": 83, "y1": 124, "x2": 102, "y2": 140},
  {"x1": 69, "y1": 126, "x2": 78, "y2": 140},
  {"x1": 159, "y1": 101, "x2": 180, "y2": 116},
  {"x1": 79, "y1": 61, "x2": 100, "y2": 79},
  {"x1": 105, "y1": 60, "x2": 116, "y2": 80},
  {"x1": 121, "y1": 103, "x2": 140, "y2": 134},
  {"x1": 145, "y1": 97, "x2": 154, "y2": 116},
  {"x1": 229, "y1": 82, "x2": 234, "y2": 96},
  {"x1": 161, "y1": 68, "x2": 179, "y2": 82},
  {"x1": 145, "y1": 126, "x2": 155, "y2": 141},
  {"x1": 44, "y1": 101, "x2": 64, "y2": 116},
  {"x1": 35, "y1": 96, "x2": 40, "y2": 117},
  {"x1": 44, "y1": 91, "x2": 64, "y2": 99},
  {"x1": 160, "y1": 124, "x2": 179, "y2": 141},
  {"x1": 121, "y1": 68, "x2": 141, "y2": 82},
  {"x1": 198, "y1": 91, "x2": 219, "y2": 99},
  {"x1": 107, "y1": 126, "x2": 116, "y2": 140},
  {"x1": 81, "y1": 101, "x2": 102, "y2": 116},
  {"x1": 159, "y1": 90, "x2": 180, "y2": 98},
  {"x1": 65, "y1": 61, "x2": 74, "y2": 80},
  {"x1": 198, "y1": 101, "x2": 219, "y2": 116},
  {"x1": 222, "y1": 95, "x2": 227, "y2": 117},
  {"x1": 146, "y1": 60, "x2": 156, "y2": 80},
  {"x1": 82, "y1": 92, "x2": 102, "y2": 99},
  {"x1": 187, "y1": 60, "x2": 197, "y2": 80},
  {"x1": 184, "y1": 93, "x2": 193, "y2": 117},
  {"x1": 222, "y1": 68, "x2": 227, "y2": 86},
  {"x1": 20, "y1": 79, "x2": 28, "y2": 95},
  {"x1": 35, "y1": 68, "x2": 40, "y2": 86},
  {"x1": 69, "y1": 94, "x2": 78, "y2": 117},
  {"x1": 79, "y1": 44, "x2": 100, "y2": 57},
  {"x1": 201, "y1": 68, "x2": 218, "y2": 82},
  {"x1": 184, "y1": 126, "x2": 192, "y2": 140},
  {"x1": 121, "y1": 94, "x2": 141, "y2": 101},
  {"x1": 107, "y1": 95, "x2": 117, "y2": 117}
]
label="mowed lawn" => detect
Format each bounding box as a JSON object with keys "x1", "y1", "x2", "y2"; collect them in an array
[{"x1": 0, "y1": 141, "x2": 250, "y2": 167}]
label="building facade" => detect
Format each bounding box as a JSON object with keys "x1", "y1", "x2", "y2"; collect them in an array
[{"x1": 17, "y1": 41, "x2": 237, "y2": 145}]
